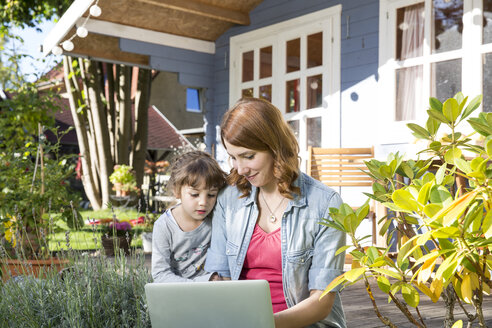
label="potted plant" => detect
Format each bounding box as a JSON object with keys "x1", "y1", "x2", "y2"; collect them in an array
[
  {"x1": 321, "y1": 93, "x2": 492, "y2": 327},
  {"x1": 109, "y1": 164, "x2": 138, "y2": 197},
  {"x1": 140, "y1": 213, "x2": 157, "y2": 253},
  {"x1": 101, "y1": 220, "x2": 133, "y2": 256}
]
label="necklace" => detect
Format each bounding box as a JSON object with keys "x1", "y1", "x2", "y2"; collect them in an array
[{"x1": 260, "y1": 191, "x2": 284, "y2": 223}]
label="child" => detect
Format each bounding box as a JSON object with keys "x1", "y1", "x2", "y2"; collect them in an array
[{"x1": 152, "y1": 150, "x2": 226, "y2": 282}]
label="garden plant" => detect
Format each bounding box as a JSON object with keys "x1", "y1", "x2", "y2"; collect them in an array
[
  {"x1": 322, "y1": 93, "x2": 492, "y2": 328},
  {"x1": 0, "y1": 78, "x2": 83, "y2": 261}
]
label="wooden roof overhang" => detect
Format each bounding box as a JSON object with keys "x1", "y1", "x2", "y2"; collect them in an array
[{"x1": 43, "y1": 0, "x2": 263, "y2": 67}]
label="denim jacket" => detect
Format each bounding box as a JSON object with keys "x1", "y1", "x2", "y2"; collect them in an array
[{"x1": 205, "y1": 173, "x2": 346, "y2": 328}]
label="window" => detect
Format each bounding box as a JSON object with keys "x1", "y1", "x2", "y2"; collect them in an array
[
  {"x1": 230, "y1": 6, "x2": 341, "y2": 165},
  {"x1": 379, "y1": 0, "x2": 492, "y2": 139},
  {"x1": 186, "y1": 88, "x2": 201, "y2": 113}
]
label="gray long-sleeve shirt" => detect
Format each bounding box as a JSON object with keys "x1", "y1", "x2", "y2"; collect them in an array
[{"x1": 151, "y1": 207, "x2": 213, "y2": 283}]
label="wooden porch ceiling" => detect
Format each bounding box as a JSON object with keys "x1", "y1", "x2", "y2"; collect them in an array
[{"x1": 44, "y1": 0, "x2": 263, "y2": 66}]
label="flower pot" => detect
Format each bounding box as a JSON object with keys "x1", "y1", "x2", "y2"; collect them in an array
[
  {"x1": 1, "y1": 258, "x2": 70, "y2": 282},
  {"x1": 101, "y1": 235, "x2": 132, "y2": 256},
  {"x1": 141, "y1": 232, "x2": 153, "y2": 253}
]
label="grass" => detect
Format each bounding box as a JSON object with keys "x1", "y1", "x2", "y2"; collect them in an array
[
  {"x1": 48, "y1": 208, "x2": 149, "y2": 252},
  {"x1": 80, "y1": 208, "x2": 141, "y2": 221}
]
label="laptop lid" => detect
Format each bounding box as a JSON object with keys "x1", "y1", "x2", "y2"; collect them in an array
[{"x1": 145, "y1": 280, "x2": 275, "y2": 328}]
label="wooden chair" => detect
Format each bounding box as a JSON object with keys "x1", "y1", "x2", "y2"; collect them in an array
[{"x1": 307, "y1": 146, "x2": 377, "y2": 244}]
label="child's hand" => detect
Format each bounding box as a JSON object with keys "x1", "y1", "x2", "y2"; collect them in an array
[{"x1": 210, "y1": 273, "x2": 222, "y2": 281}]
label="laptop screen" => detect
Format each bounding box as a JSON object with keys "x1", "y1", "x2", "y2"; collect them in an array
[{"x1": 145, "y1": 280, "x2": 275, "y2": 328}]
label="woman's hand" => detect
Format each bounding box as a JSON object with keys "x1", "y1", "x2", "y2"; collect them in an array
[{"x1": 273, "y1": 290, "x2": 335, "y2": 328}]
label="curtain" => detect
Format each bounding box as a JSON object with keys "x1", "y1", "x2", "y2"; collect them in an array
[{"x1": 395, "y1": 3, "x2": 425, "y2": 121}]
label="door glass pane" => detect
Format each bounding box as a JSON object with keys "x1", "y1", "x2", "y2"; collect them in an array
[
  {"x1": 432, "y1": 0, "x2": 463, "y2": 54},
  {"x1": 288, "y1": 120, "x2": 299, "y2": 139},
  {"x1": 307, "y1": 117, "x2": 322, "y2": 147},
  {"x1": 431, "y1": 59, "x2": 462, "y2": 103},
  {"x1": 286, "y1": 38, "x2": 300, "y2": 73},
  {"x1": 396, "y1": 3, "x2": 425, "y2": 60},
  {"x1": 259, "y1": 85, "x2": 272, "y2": 102},
  {"x1": 286, "y1": 79, "x2": 300, "y2": 113},
  {"x1": 484, "y1": 0, "x2": 492, "y2": 45},
  {"x1": 260, "y1": 46, "x2": 272, "y2": 78},
  {"x1": 242, "y1": 88, "x2": 253, "y2": 98},
  {"x1": 307, "y1": 75, "x2": 322, "y2": 109},
  {"x1": 484, "y1": 53, "x2": 492, "y2": 112},
  {"x1": 307, "y1": 32, "x2": 323, "y2": 68},
  {"x1": 242, "y1": 51, "x2": 254, "y2": 82},
  {"x1": 395, "y1": 65, "x2": 423, "y2": 121}
]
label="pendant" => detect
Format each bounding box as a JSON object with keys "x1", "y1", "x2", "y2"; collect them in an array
[{"x1": 270, "y1": 215, "x2": 277, "y2": 223}]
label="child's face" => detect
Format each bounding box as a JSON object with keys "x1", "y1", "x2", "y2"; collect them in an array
[{"x1": 176, "y1": 183, "x2": 219, "y2": 222}]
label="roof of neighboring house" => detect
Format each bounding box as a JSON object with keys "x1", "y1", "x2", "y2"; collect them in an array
[{"x1": 46, "y1": 96, "x2": 190, "y2": 151}]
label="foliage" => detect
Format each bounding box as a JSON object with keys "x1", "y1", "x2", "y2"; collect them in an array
[
  {"x1": 109, "y1": 164, "x2": 137, "y2": 193},
  {"x1": 0, "y1": 0, "x2": 71, "y2": 31},
  {"x1": 0, "y1": 252, "x2": 152, "y2": 327},
  {"x1": 0, "y1": 78, "x2": 83, "y2": 259},
  {"x1": 321, "y1": 93, "x2": 492, "y2": 328}
]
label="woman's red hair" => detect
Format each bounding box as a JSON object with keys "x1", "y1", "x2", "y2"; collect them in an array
[{"x1": 221, "y1": 98, "x2": 300, "y2": 198}]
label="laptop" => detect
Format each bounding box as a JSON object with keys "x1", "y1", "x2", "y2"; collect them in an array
[{"x1": 145, "y1": 280, "x2": 275, "y2": 328}]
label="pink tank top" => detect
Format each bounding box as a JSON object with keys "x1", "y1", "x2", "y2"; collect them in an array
[{"x1": 239, "y1": 224, "x2": 288, "y2": 313}]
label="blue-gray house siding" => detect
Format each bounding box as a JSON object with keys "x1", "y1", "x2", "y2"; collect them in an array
[{"x1": 120, "y1": 0, "x2": 380, "y2": 151}]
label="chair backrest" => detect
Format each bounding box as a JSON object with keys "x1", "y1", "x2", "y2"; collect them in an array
[{"x1": 307, "y1": 146, "x2": 374, "y2": 187}]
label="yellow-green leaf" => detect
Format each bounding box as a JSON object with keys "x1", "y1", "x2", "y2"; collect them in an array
[
  {"x1": 486, "y1": 138, "x2": 492, "y2": 158},
  {"x1": 418, "y1": 181, "x2": 433, "y2": 205},
  {"x1": 335, "y1": 245, "x2": 351, "y2": 256},
  {"x1": 444, "y1": 147, "x2": 462, "y2": 165},
  {"x1": 424, "y1": 203, "x2": 443, "y2": 218},
  {"x1": 417, "y1": 253, "x2": 439, "y2": 284},
  {"x1": 461, "y1": 274, "x2": 473, "y2": 303},
  {"x1": 402, "y1": 284, "x2": 420, "y2": 307},
  {"x1": 377, "y1": 276, "x2": 391, "y2": 294},
  {"x1": 321, "y1": 274, "x2": 346, "y2": 298},
  {"x1": 432, "y1": 226, "x2": 460, "y2": 239},
  {"x1": 392, "y1": 189, "x2": 420, "y2": 212},
  {"x1": 414, "y1": 281, "x2": 440, "y2": 303},
  {"x1": 430, "y1": 278, "x2": 444, "y2": 301},
  {"x1": 345, "y1": 268, "x2": 366, "y2": 282},
  {"x1": 451, "y1": 320, "x2": 463, "y2": 328},
  {"x1": 482, "y1": 211, "x2": 492, "y2": 238},
  {"x1": 443, "y1": 98, "x2": 460, "y2": 122},
  {"x1": 371, "y1": 268, "x2": 402, "y2": 280},
  {"x1": 429, "y1": 190, "x2": 479, "y2": 226}
]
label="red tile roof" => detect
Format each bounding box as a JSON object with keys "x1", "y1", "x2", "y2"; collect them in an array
[{"x1": 48, "y1": 97, "x2": 190, "y2": 150}]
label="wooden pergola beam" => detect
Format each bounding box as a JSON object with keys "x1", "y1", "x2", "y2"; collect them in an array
[{"x1": 136, "y1": 0, "x2": 250, "y2": 25}]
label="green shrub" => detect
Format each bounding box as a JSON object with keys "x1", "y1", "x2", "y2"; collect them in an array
[{"x1": 0, "y1": 252, "x2": 152, "y2": 327}]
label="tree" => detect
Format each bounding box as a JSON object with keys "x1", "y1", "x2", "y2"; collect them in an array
[
  {"x1": 1, "y1": 0, "x2": 152, "y2": 210},
  {"x1": 63, "y1": 58, "x2": 151, "y2": 209}
]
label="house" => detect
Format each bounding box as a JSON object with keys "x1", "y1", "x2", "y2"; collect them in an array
[{"x1": 42, "y1": 0, "x2": 492, "y2": 239}]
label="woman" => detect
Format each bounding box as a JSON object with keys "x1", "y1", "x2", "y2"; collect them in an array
[{"x1": 205, "y1": 97, "x2": 346, "y2": 328}]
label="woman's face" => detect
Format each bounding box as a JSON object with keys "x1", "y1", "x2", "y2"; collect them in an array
[{"x1": 224, "y1": 140, "x2": 275, "y2": 189}]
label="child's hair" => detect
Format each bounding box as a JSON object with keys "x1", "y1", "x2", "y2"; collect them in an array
[{"x1": 168, "y1": 150, "x2": 227, "y2": 195}]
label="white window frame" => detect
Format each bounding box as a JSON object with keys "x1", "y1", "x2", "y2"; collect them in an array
[
  {"x1": 229, "y1": 6, "x2": 341, "y2": 168},
  {"x1": 379, "y1": 0, "x2": 489, "y2": 144}
]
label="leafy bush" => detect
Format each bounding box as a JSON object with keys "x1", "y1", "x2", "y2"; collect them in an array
[{"x1": 321, "y1": 93, "x2": 492, "y2": 328}]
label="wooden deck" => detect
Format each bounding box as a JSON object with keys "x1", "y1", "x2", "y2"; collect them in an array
[
  {"x1": 342, "y1": 279, "x2": 492, "y2": 328},
  {"x1": 143, "y1": 254, "x2": 492, "y2": 327}
]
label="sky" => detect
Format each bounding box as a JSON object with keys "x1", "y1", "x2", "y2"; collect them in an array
[{"x1": 7, "y1": 19, "x2": 61, "y2": 83}]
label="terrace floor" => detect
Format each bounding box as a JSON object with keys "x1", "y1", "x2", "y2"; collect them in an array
[{"x1": 142, "y1": 254, "x2": 492, "y2": 327}]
